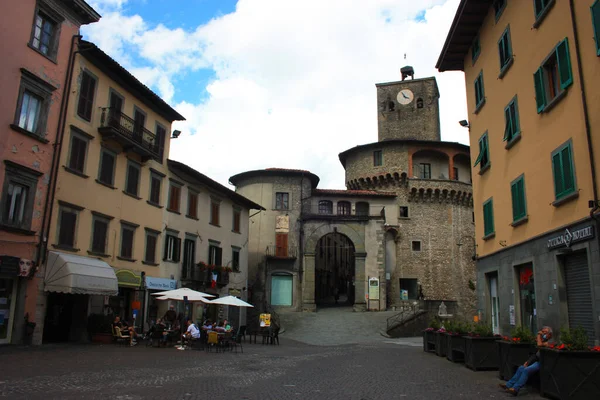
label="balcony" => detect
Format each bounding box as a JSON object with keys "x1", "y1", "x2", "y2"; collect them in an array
[
  {"x1": 302, "y1": 202, "x2": 384, "y2": 221},
  {"x1": 266, "y1": 245, "x2": 298, "y2": 259},
  {"x1": 181, "y1": 266, "x2": 230, "y2": 287},
  {"x1": 98, "y1": 107, "x2": 160, "y2": 160}
]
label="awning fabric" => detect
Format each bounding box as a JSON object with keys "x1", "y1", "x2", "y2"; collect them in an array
[{"x1": 44, "y1": 251, "x2": 118, "y2": 296}]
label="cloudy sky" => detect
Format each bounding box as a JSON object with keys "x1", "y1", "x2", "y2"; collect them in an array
[{"x1": 84, "y1": 0, "x2": 468, "y2": 190}]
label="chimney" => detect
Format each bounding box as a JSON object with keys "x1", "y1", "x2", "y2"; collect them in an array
[{"x1": 401, "y1": 66, "x2": 415, "y2": 81}]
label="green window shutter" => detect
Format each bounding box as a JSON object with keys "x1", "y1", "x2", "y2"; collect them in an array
[
  {"x1": 511, "y1": 178, "x2": 526, "y2": 220},
  {"x1": 556, "y1": 38, "x2": 573, "y2": 90},
  {"x1": 503, "y1": 107, "x2": 512, "y2": 141},
  {"x1": 511, "y1": 182, "x2": 519, "y2": 221},
  {"x1": 561, "y1": 146, "x2": 575, "y2": 194},
  {"x1": 552, "y1": 152, "x2": 565, "y2": 197},
  {"x1": 534, "y1": 68, "x2": 546, "y2": 113},
  {"x1": 483, "y1": 135, "x2": 490, "y2": 165},
  {"x1": 510, "y1": 100, "x2": 519, "y2": 134},
  {"x1": 474, "y1": 139, "x2": 485, "y2": 167},
  {"x1": 484, "y1": 200, "x2": 494, "y2": 236},
  {"x1": 474, "y1": 78, "x2": 481, "y2": 105},
  {"x1": 519, "y1": 178, "x2": 526, "y2": 218},
  {"x1": 592, "y1": 1, "x2": 600, "y2": 55},
  {"x1": 479, "y1": 73, "x2": 485, "y2": 102}
]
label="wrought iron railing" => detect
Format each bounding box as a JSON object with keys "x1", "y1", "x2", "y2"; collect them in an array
[
  {"x1": 181, "y1": 266, "x2": 229, "y2": 286},
  {"x1": 304, "y1": 202, "x2": 385, "y2": 219},
  {"x1": 99, "y1": 107, "x2": 159, "y2": 156},
  {"x1": 386, "y1": 304, "x2": 421, "y2": 332},
  {"x1": 265, "y1": 245, "x2": 298, "y2": 259}
]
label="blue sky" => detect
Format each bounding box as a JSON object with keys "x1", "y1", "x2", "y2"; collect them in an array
[{"x1": 84, "y1": 0, "x2": 467, "y2": 189}]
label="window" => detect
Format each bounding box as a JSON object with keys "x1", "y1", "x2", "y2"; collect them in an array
[
  {"x1": 231, "y1": 247, "x2": 240, "y2": 272},
  {"x1": 453, "y1": 167, "x2": 459, "y2": 181},
  {"x1": 551, "y1": 141, "x2": 576, "y2": 201},
  {"x1": 503, "y1": 96, "x2": 521, "y2": 144},
  {"x1": 412, "y1": 241, "x2": 421, "y2": 252},
  {"x1": 271, "y1": 274, "x2": 293, "y2": 306},
  {"x1": 419, "y1": 163, "x2": 431, "y2": 179},
  {"x1": 133, "y1": 107, "x2": 146, "y2": 136},
  {"x1": 57, "y1": 204, "x2": 80, "y2": 248},
  {"x1": 97, "y1": 148, "x2": 116, "y2": 186},
  {"x1": 208, "y1": 244, "x2": 222, "y2": 266},
  {"x1": 373, "y1": 150, "x2": 383, "y2": 167},
  {"x1": 534, "y1": 0, "x2": 555, "y2": 22},
  {"x1": 149, "y1": 173, "x2": 162, "y2": 205},
  {"x1": 534, "y1": 38, "x2": 573, "y2": 113},
  {"x1": 155, "y1": 123, "x2": 166, "y2": 161},
  {"x1": 275, "y1": 192, "x2": 289, "y2": 210},
  {"x1": 472, "y1": 36, "x2": 480, "y2": 64},
  {"x1": 210, "y1": 199, "x2": 220, "y2": 226},
  {"x1": 494, "y1": 0, "x2": 507, "y2": 20},
  {"x1": 120, "y1": 223, "x2": 136, "y2": 259},
  {"x1": 67, "y1": 132, "x2": 88, "y2": 174},
  {"x1": 592, "y1": 1, "x2": 600, "y2": 56},
  {"x1": 109, "y1": 89, "x2": 123, "y2": 111},
  {"x1": 164, "y1": 233, "x2": 181, "y2": 262},
  {"x1": 0, "y1": 162, "x2": 41, "y2": 231},
  {"x1": 125, "y1": 161, "x2": 141, "y2": 197},
  {"x1": 90, "y1": 214, "x2": 110, "y2": 254},
  {"x1": 13, "y1": 70, "x2": 55, "y2": 139},
  {"x1": 77, "y1": 71, "x2": 96, "y2": 122},
  {"x1": 30, "y1": 4, "x2": 62, "y2": 59},
  {"x1": 168, "y1": 183, "x2": 181, "y2": 212},
  {"x1": 318, "y1": 200, "x2": 333, "y2": 214},
  {"x1": 498, "y1": 26, "x2": 513, "y2": 74},
  {"x1": 416, "y1": 98, "x2": 423, "y2": 109},
  {"x1": 337, "y1": 201, "x2": 351, "y2": 215},
  {"x1": 144, "y1": 230, "x2": 158, "y2": 264},
  {"x1": 399, "y1": 206, "x2": 409, "y2": 218},
  {"x1": 474, "y1": 71, "x2": 485, "y2": 111},
  {"x1": 182, "y1": 238, "x2": 195, "y2": 279},
  {"x1": 232, "y1": 207, "x2": 241, "y2": 233},
  {"x1": 356, "y1": 202, "x2": 369, "y2": 216},
  {"x1": 187, "y1": 191, "x2": 198, "y2": 219},
  {"x1": 511, "y1": 175, "x2": 527, "y2": 222},
  {"x1": 483, "y1": 198, "x2": 495, "y2": 237},
  {"x1": 474, "y1": 132, "x2": 490, "y2": 172}
]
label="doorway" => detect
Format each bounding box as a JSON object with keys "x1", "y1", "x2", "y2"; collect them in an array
[
  {"x1": 315, "y1": 232, "x2": 355, "y2": 307},
  {"x1": 0, "y1": 278, "x2": 17, "y2": 344},
  {"x1": 517, "y1": 263, "x2": 536, "y2": 334},
  {"x1": 488, "y1": 273, "x2": 500, "y2": 335},
  {"x1": 43, "y1": 292, "x2": 89, "y2": 343}
]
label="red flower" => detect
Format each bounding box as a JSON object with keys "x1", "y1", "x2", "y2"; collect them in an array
[{"x1": 558, "y1": 344, "x2": 566, "y2": 350}]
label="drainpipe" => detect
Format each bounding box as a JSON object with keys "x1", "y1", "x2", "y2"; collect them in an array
[
  {"x1": 568, "y1": 1, "x2": 600, "y2": 228},
  {"x1": 37, "y1": 34, "x2": 81, "y2": 266}
]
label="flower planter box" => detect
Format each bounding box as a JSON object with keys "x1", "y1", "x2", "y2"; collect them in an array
[
  {"x1": 464, "y1": 336, "x2": 501, "y2": 371},
  {"x1": 539, "y1": 348, "x2": 600, "y2": 400},
  {"x1": 422, "y1": 331, "x2": 436, "y2": 353},
  {"x1": 435, "y1": 332, "x2": 447, "y2": 357},
  {"x1": 497, "y1": 341, "x2": 536, "y2": 380},
  {"x1": 446, "y1": 334, "x2": 465, "y2": 363}
]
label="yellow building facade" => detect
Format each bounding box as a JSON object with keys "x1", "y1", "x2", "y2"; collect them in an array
[
  {"x1": 36, "y1": 39, "x2": 185, "y2": 344},
  {"x1": 437, "y1": 0, "x2": 599, "y2": 344}
]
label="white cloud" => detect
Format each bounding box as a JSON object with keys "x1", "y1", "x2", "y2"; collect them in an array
[{"x1": 83, "y1": 0, "x2": 467, "y2": 190}]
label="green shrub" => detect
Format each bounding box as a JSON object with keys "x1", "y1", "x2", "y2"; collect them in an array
[
  {"x1": 428, "y1": 318, "x2": 441, "y2": 330},
  {"x1": 471, "y1": 323, "x2": 494, "y2": 337},
  {"x1": 509, "y1": 325, "x2": 535, "y2": 343},
  {"x1": 559, "y1": 326, "x2": 589, "y2": 351}
]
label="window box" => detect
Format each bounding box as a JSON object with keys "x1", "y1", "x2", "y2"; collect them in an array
[
  {"x1": 539, "y1": 348, "x2": 600, "y2": 400},
  {"x1": 422, "y1": 330, "x2": 436, "y2": 353},
  {"x1": 446, "y1": 334, "x2": 466, "y2": 363},
  {"x1": 435, "y1": 331, "x2": 448, "y2": 357},
  {"x1": 497, "y1": 341, "x2": 537, "y2": 380},
  {"x1": 464, "y1": 336, "x2": 502, "y2": 371}
]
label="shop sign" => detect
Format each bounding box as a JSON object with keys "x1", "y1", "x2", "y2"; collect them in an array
[
  {"x1": 145, "y1": 276, "x2": 177, "y2": 291},
  {"x1": 368, "y1": 277, "x2": 380, "y2": 300},
  {"x1": 259, "y1": 313, "x2": 271, "y2": 327},
  {"x1": 0, "y1": 256, "x2": 19, "y2": 276},
  {"x1": 115, "y1": 269, "x2": 142, "y2": 288},
  {"x1": 547, "y1": 225, "x2": 595, "y2": 249}
]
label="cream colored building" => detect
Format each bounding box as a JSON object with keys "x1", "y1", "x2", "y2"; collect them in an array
[{"x1": 36, "y1": 39, "x2": 184, "y2": 344}]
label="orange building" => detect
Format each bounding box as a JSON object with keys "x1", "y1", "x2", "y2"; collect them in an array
[
  {"x1": 437, "y1": 0, "x2": 599, "y2": 344},
  {"x1": 0, "y1": 0, "x2": 99, "y2": 344}
]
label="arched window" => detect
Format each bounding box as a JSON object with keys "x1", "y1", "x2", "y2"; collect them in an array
[
  {"x1": 388, "y1": 101, "x2": 395, "y2": 111},
  {"x1": 356, "y1": 202, "x2": 369, "y2": 216},
  {"x1": 416, "y1": 98, "x2": 423, "y2": 109},
  {"x1": 318, "y1": 200, "x2": 333, "y2": 214},
  {"x1": 337, "y1": 201, "x2": 351, "y2": 215}
]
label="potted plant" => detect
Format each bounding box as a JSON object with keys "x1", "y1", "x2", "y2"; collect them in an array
[
  {"x1": 464, "y1": 323, "x2": 501, "y2": 371},
  {"x1": 435, "y1": 322, "x2": 450, "y2": 357},
  {"x1": 422, "y1": 318, "x2": 440, "y2": 353},
  {"x1": 87, "y1": 314, "x2": 113, "y2": 344},
  {"x1": 497, "y1": 325, "x2": 537, "y2": 380},
  {"x1": 446, "y1": 320, "x2": 470, "y2": 363},
  {"x1": 540, "y1": 326, "x2": 600, "y2": 400}
]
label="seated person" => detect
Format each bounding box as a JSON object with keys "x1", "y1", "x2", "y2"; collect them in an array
[
  {"x1": 499, "y1": 326, "x2": 554, "y2": 396},
  {"x1": 113, "y1": 316, "x2": 138, "y2": 346},
  {"x1": 163, "y1": 305, "x2": 177, "y2": 328},
  {"x1": 178, "y1": 320, "x2": 200, "y2": 350},
  {"x1": 213, "y1": 321, "x2": 226, "y2": 332},
  {"x1": 201, "y1": 320, "x2": 213, "y2": 331},
  {"x1": 222, "y1": 319, "x2": 232, "y2": 332}
]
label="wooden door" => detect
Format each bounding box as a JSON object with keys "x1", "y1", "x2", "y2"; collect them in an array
[{"x1": 275, "y1": 233, "x2": 288, "y2": 257}]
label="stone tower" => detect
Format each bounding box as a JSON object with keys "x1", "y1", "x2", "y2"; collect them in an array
[{"x1": 377, "y1": 66, "x2": 441, "y2": 142}]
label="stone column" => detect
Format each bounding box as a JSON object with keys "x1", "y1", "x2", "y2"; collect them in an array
[
  {"x1": 302, "y1": 252, "x2": 316, "y2": 312},
  {"x1": 353, "y1": 252, "x2": 367, "y2": 312}
]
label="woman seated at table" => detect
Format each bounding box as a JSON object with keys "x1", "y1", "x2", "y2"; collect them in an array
[
  {"x1": 201, "y1": 320, "x2": 213, "y2": 331},
  {"x1": 222, "y1": 319, "x2": 233, "y2": 332},
  {"x1": 113, "y1": 316, "x2": 138, "y2": 346}
]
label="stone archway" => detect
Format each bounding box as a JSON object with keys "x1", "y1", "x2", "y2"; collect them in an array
[
  {"x1": 314, "y1": 232, "x2": 355, "y2": 308},
  {"x1": 303, "y1": 223, "x2": 366, "y2": 312}
]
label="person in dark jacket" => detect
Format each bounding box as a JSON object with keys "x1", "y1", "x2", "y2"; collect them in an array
[{"x1": 499, "y1": 326, "x2": 553, "y2": 396}]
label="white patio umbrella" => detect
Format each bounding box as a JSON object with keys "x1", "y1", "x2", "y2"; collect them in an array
[
  {"x1": 151, "y1": 287, "x2": 215, "y2": 298},
  {"x1": 206, "y1": 295, "x2": 254, "y2": 308}
]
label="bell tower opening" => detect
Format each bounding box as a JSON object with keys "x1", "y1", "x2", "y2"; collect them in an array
[{"x1": 315, "y1": 232, "x2": 355, "y2": 308}]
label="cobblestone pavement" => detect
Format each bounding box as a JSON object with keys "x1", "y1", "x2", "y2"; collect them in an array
[{"x1": 0, "y1": 339, "x2": 544, "y2": 400}]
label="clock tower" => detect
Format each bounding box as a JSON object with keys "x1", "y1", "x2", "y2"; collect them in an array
[{"x1": 376, "y1": 66, "x2": 441, "y2": 142}]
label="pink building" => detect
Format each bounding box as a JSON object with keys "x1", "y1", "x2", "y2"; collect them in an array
[{"x1": 0, "y1": 0, "x2": 99, "y2": 344}]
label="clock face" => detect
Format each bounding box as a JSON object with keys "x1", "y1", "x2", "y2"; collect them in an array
[{"x1": 397, "y1": 89, "x2": 414, "y2": 105}]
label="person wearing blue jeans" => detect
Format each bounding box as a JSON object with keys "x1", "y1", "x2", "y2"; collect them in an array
[{"x1": 499, "y1": 326, "x2": 553, "y2": 396}]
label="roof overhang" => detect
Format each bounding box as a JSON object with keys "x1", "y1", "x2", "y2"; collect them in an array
[
  {"x1": 436, "y1": 0, "x2": 492, "y2": 72},
  {"x1": 44, "y1": 251, "x2": 118, "y2": 296}
]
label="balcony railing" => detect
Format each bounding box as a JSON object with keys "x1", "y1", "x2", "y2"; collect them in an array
[
  {"x1": 302, "y1": 203, "x2": 385, "y2": 220},
  {"x1": 181, "y1": 266, "x2": 230, "y2": 287},
  {"x1": 98, "y1": 107, "x2": 160, "y2": 159},
  {"x1": 265, "y1": 245, "x2": 298, "y2": 259}
]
